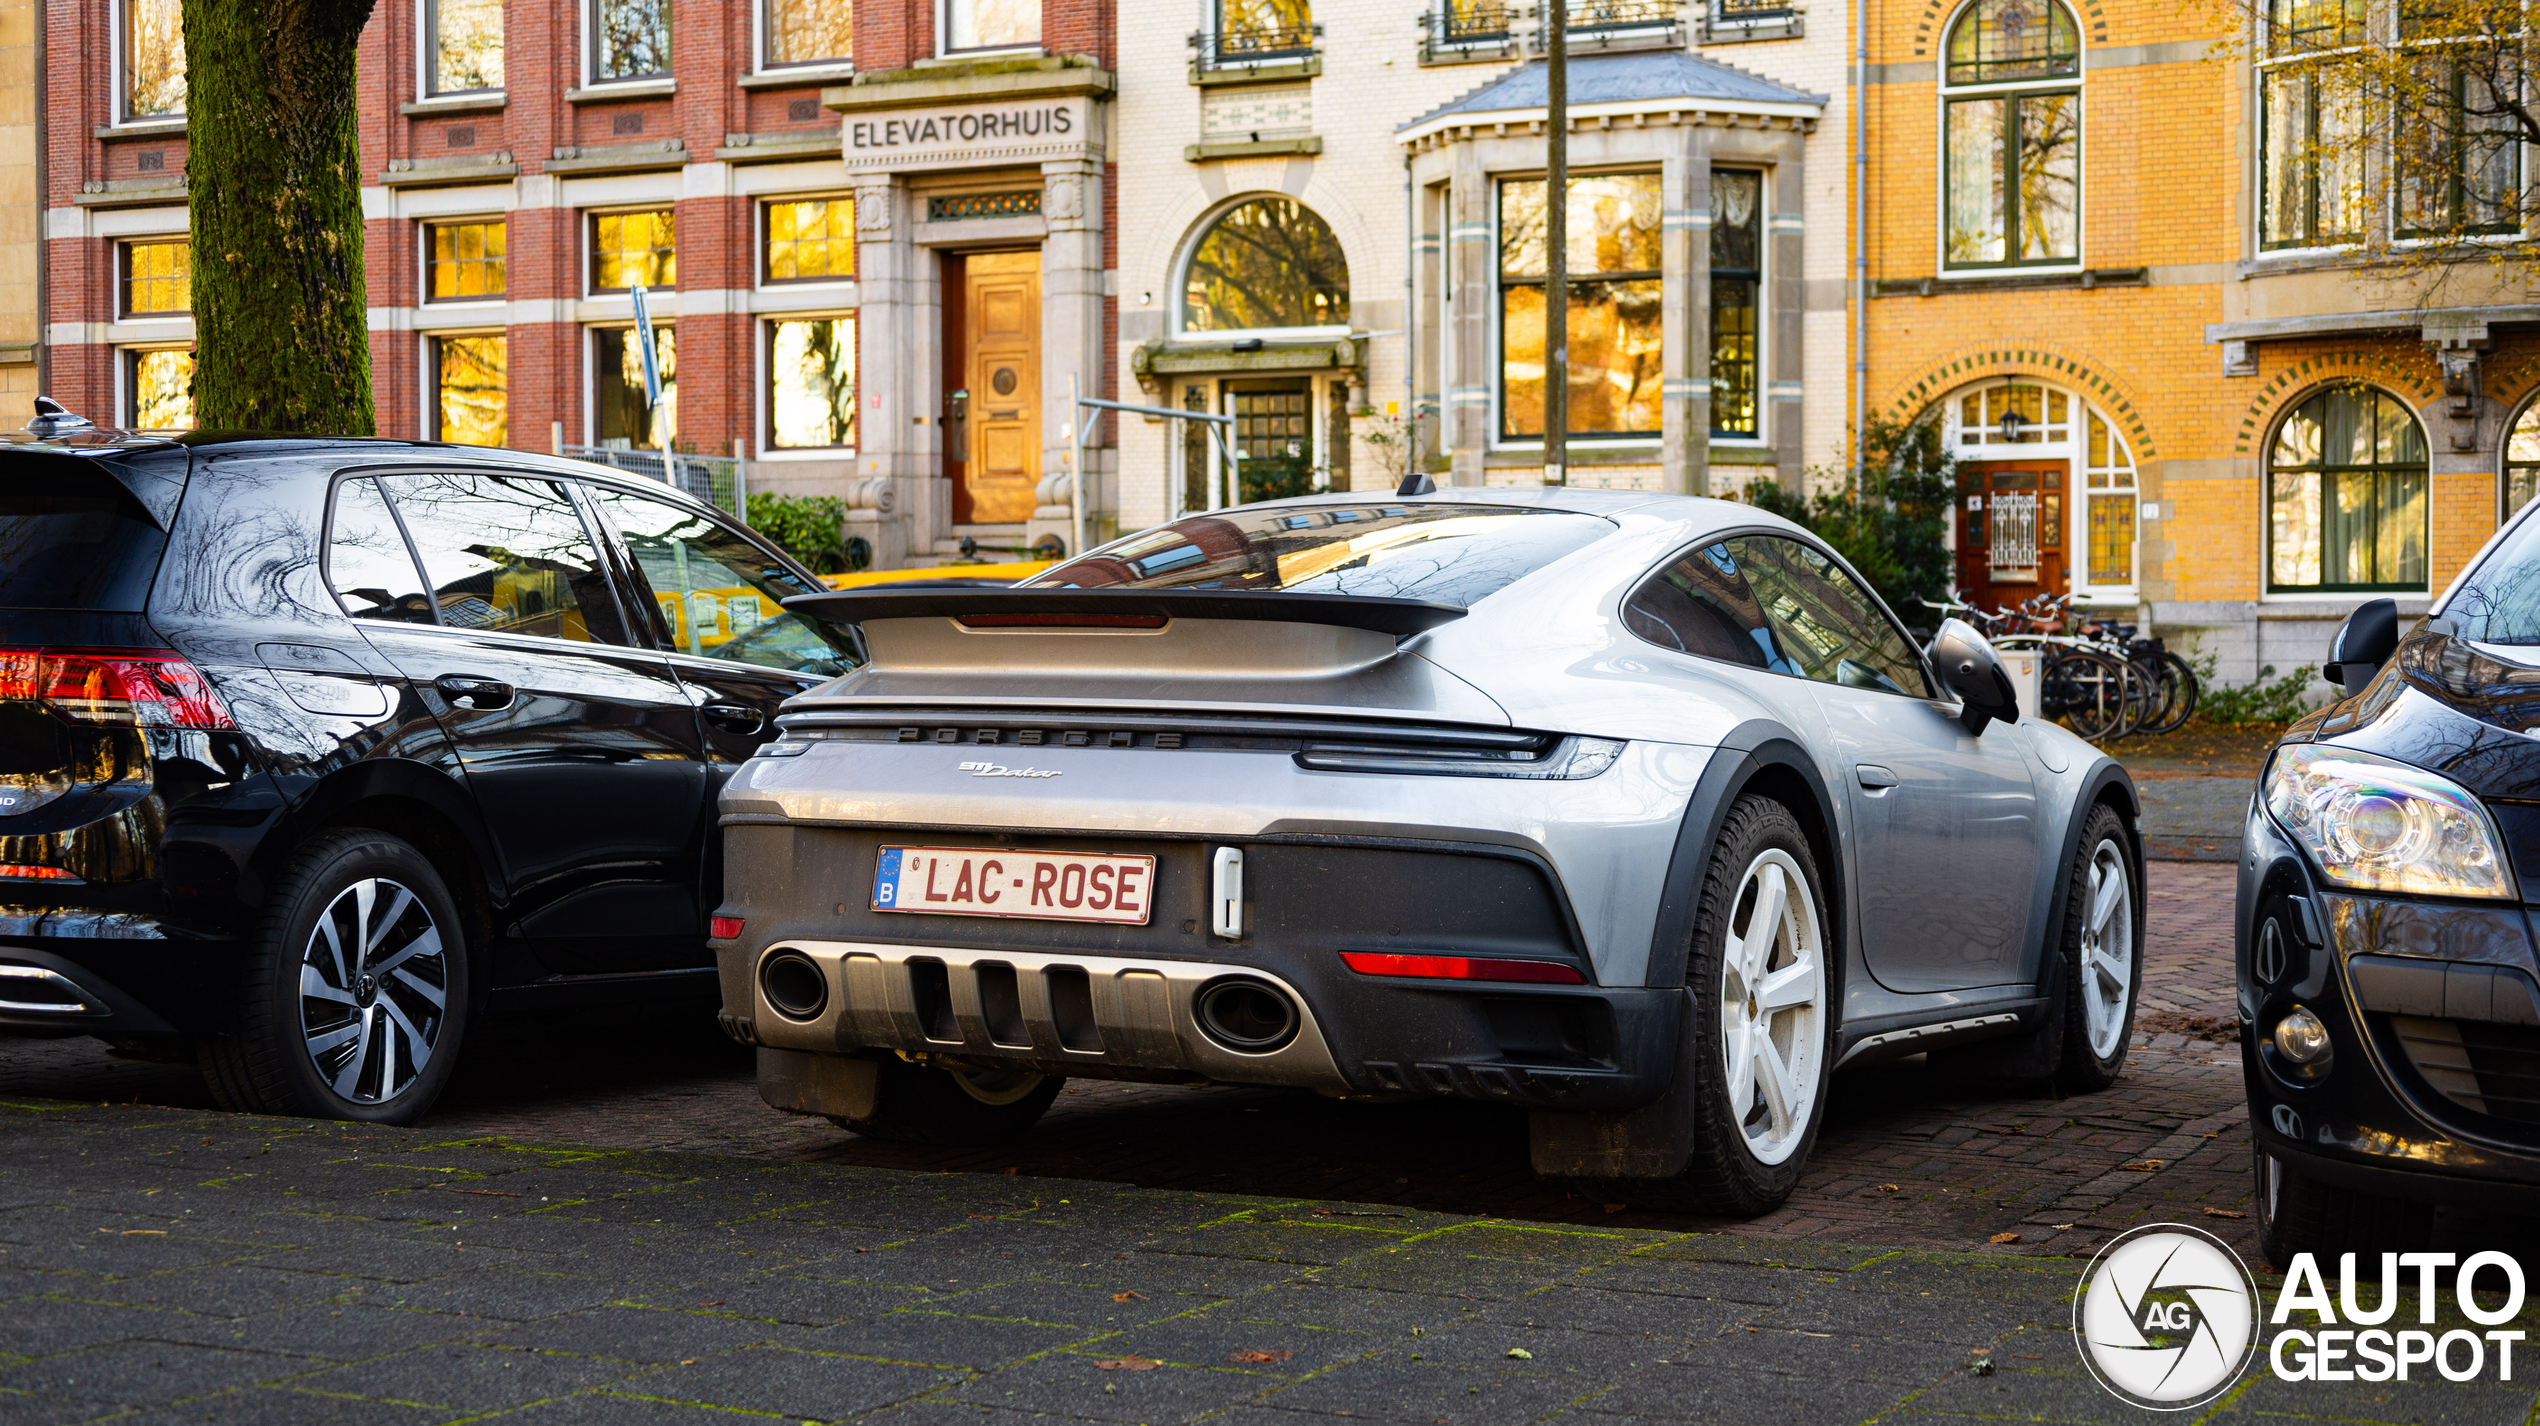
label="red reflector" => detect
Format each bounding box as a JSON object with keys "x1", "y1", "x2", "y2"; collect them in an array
[
  {"x1": 1339, "y1": 951, "x2": 1586, "y2": 985},
  {"x1": 0, "y1": 864, "x2": 77, "y2": 881},
  {"x1": 956, "y1": 613, "x2": 1168, "y2": 630},
  {"x1": 0, "y1": 648, "x2": 233, "y2": 729},
  {"x1": 710, "y1": 916, "x2": 746, "y2": 939}
]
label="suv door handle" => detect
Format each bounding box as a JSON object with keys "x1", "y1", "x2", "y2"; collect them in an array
[
  {"x1": 1855, "y1": 764, "x2": 1900, "y2": 791},
  {"x1": 700, "y1": 702, "x2": 764, "y2": 735},
  {"x1": 433, "y1": 674, "x2": 515, "y2": 710}
]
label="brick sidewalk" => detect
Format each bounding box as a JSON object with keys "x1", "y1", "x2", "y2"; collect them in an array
[{"x1": 1, "y1": 863, "x2": 2312, "y2": 1265}]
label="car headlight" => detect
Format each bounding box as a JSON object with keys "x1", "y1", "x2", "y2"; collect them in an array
[{"x1": 2263, "y1": 744, "x2": 2516, "y2": 899}]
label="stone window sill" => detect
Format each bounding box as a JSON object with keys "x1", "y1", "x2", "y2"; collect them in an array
[
  {"x1": 94, "y1": 118, "x2": 185, "y2": 140},
  {"x1": 739, "y1": 66, "x2": 855, "y2": 89},
  {"x1": 1185, "y1": 136, "x2": 1321, "y2": 161},
  {"x1": 565, "y1": 79, "x2": 676, "y2": 104},
  {"x1": 400, "y1": 92, "x2": 507, "y2": 117}
]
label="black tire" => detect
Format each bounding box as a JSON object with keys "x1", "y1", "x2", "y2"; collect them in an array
[
  {"x1": 2254, "y1": 1145, "x2": 2433, "y2": 1268},
  {"x1": 1604, "y1": 796, "x2": 1835, "y2": 1217},
  {"x1": 826, "y1": 1057, "x2": 1063, "y2": 1146},
  {"x1": 199, "y1": 830, "x2": 469, "y2": 1125}
]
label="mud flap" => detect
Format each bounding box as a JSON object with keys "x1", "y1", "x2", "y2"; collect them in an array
[
  {"x1": 757, "y1": 1046, "x2": 879, "y2": 1119},
  {"x1": 1526, "y1": 991, "x2": 1698, "y2": 1179}
]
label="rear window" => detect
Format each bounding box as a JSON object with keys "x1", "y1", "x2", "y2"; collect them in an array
[
  {"x1": 0, "y1": 465, "x2": 169, "y2": 611},
  {"x1": 1025, "y1": 503, "x2": 1613, "y2": 607}
]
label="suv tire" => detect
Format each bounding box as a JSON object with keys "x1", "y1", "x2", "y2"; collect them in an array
[
  {"x1": 2254, "y1": 1146, "x2": 2433, "y2": 1266},
  {"x1": 825, "y1": 1058, "x2": 1063, "y2": 1146},
  {"x1": 201, "y1": 830, "x2": 469, "y2": 1125}
]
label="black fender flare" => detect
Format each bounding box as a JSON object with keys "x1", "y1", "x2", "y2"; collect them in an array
[
  {"x1": 2024, "y1": 758, "x2": 2145, "y2": 993},
  {"x1": 1641, "y1": 720, "x2": 1846, "y2": 994},
  {"x1": 250, "y1": 758, "x2": 508, "y2": 916}
]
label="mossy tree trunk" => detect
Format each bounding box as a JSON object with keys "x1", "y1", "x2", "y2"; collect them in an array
[{"x1": 185, "y1": 0, "x2": 378, "y2": 434}]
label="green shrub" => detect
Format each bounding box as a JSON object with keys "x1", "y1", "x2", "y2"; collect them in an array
[
  {"x1": 1238, "y1": 454, "x2": 1315, "y2": 504},
  {"x1": 744, "y1": 493, "x2": 850, "y2": 574},
  {"x1": 2191, "y1": 650, "x2": 2317, "y2": 726},
  {"x1": 1741, "y1": 413, "x2": 1957, "y2": 624}
]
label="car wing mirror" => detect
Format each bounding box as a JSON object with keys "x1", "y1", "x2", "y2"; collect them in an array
[
  {"x1": 1929, "y1": 617, "x2": 2019, "y2": 737},
  {"x1": 2323, "y1": 597, "x2": 2398, "y2": 698}
]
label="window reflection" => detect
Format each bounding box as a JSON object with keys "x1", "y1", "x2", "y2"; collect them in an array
[
  {"x1": 768, "y1": 317, "x2": 857, "y2": 449},
  {"x1": 1182, "y1": 197, "x2": 1351, "y2": 333},
  {"x1": 946, "y1": 0, "x2": 1039, "y2": 50},
  {"x1": 1498, "y1": 173, "x2": 1663, "y2": 439},
  {"x1": 432, "y1": 0, "x2": 504, "y2": 93}
]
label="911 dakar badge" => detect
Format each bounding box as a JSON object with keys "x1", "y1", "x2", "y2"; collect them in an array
[{"x1": 2072, "y1": 1223, "x2": 2260, "y2": 1409}]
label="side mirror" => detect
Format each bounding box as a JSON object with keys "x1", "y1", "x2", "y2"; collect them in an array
[
  {"x1": 2323, "y1": 597, "x2": 2398, "y2": 698},
  {"x1": 1929, "y1": 617, "x2": 2020, "y2": 736}
]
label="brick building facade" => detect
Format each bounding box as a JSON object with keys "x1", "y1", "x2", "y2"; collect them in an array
[{"x1": 41, "y1": 0, "x2": 1116, "y2": 569}]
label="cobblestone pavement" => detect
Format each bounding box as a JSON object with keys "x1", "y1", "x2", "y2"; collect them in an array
[
  {"x1": 9, "y1": 864, "x2": 2530, "y2": 1270},
  {"x1": 1, "y1": 1100, "x2": 2534, "y2": 1425}
]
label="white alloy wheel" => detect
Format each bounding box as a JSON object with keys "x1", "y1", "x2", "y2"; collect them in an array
[
  {"x1": 1717, "y1": 848, "x2": 1825, "y2": 1166},
  {"x1": 2078, "y1": 837, "x2": 2134, "y2": 1061},
  {"x1": 298, "y1": 878, "x2": 450, "y2": 1103}
]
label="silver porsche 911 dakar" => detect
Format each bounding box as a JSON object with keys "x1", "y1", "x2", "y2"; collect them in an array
[{"x1": 710, "y1": 489, "x2": 2143, "y2": 1214}]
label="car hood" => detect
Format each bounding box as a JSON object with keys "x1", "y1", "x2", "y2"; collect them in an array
[{"x1": 2296, "y1": 629, "x2": 2540, "y2": 801}]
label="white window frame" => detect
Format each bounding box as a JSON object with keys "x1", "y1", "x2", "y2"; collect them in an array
[
  {"x1": 757, "y1": 0, "x2": 856, "y2": 73},
  {"x1": 1938, "y1": 378, "x2": 2139, "y2": 604},
  {"x1": 117, "y1": 342, "x2": 195, "y2": 431},
  {"x1": 422, "y1": 329, "x2": 509, "y2": 445},
  {"x1": 936, "y1": 0, "x2": 1043, "y2": 59},
  {"x1": 757, "y1": 312, "x2": 861, "y2": 459},
  {"x1": 1172, "y1": 194, "x2": 1355, "y2": 346},
  {"x1": 584, "y1": 204, "x2": 678, "y2": 299},
  {"x1": 1934, "y1": 0, "x2": 2085, "y2": 277},
  {"x1": 1485, "y1": 168, "x2": 1665, "y2": 454},
  {"x1": 112, "y1": 0, "x2": 184, "y2": 125},
  {"x1": 420, "y1": 0, "x2": 506, "y2": 100},
  {"x1": 586, "y1": 0, "x2": 674, "y2": 88},
  {"x1": 587, "y1": 322, "x2": 677, "y2": 451}
]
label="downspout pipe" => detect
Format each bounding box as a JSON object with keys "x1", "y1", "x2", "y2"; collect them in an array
[
  {"x1": 1853, "y1": 0, "x2": 1871, "y2": 484},
  {"x1": 1405, "y1": 151, "x2": 1416, "y2": 473}
]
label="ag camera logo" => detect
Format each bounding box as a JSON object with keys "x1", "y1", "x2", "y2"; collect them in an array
[{"x1": 2073, "y1": 1224, "x2": 2260, "y2": 1410}]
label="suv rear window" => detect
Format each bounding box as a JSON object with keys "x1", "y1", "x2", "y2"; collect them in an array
[
  {"x1": 1026, "y1": 503, "x2": 1612, "y2": 607},
  {"x1": 0, "y1": 462, "x2": 170, "y2": 611}
]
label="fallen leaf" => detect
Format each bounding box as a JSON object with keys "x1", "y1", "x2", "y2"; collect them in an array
[
  {"x1": 1001, "y1": 1167, "x2": 1019, "y2": 1175},
  {"x1": 1111, "y1": 1291, "x2": 1145, "y2": 1302},
  {"x1": 1989, "y1": 1233, "x2": 2021, "y2": 1245},
  {"x1": 1601, "y1": 1203, "x2": 1626, "y2": 1214},
  {"x1": 701, "y1": 1300, "x2": 725, "y2": 1307},
  {"x1": 1878, "y1": 1184, "x2": 1901, "y2": 1193},
  {"x1": 854, "y1": 1247, "x2": 873, "y2": 1253},
  {"x1": 1506, "y1": 1347, "x2": 1533, "y2": 1360},
  {"x1": 2202, "y1": 1208, "x2": 2247, "y2": 1219},
  {"x1": 1095, "y1": 1357, "x2": 1160, "y2": 1372},
  {"x1": 2120, "y1": 1160, "x2": 2165, "y2": 1172},
  {"x1": 2013, "y1": 1354, "x2": 2045, "y2": 1360},
  {"x1": 1229, "y1": 1349, "x2": 1294, "y2": 1363}
]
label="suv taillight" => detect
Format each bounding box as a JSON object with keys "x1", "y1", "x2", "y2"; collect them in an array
[{"x1": 0, "y1": 648, "x2": 234, "y2": 729}]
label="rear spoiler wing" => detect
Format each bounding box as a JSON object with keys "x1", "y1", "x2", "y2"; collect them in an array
[{"x1": 782, "y1": 587, "x2": 1468, "y2": 638}]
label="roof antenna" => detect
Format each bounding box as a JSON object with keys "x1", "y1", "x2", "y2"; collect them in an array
[
  {"x1": 26, "y1": 396, "x2": 94, "y2": 438},
  {"x1": 1395, "y1": 470, "x2": 1436, "y2": 496}
]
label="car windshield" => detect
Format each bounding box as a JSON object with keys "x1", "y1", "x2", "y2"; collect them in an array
[
  {"x1": 1025, "y1": 503, "x2": 1613, "y2": 607},
  {"x1": 2446, "y1": 511, "x2": 2540, "y2": 644}
]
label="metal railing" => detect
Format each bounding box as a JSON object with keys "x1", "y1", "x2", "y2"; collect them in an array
[
  {"x1": 561, "y1": 444, "x2": 748, "y2": 519},
  {"x1": 1555, "y1": 0, "x2": 1679, "y2": 32},
  {"x1": 1428, "y1": 0, "x2": 1518, "y2": 45},
  {"x1": 1714, "y1": 0, "x2": 1795, "y2": 17},
  {"x1": 1190, "y1": 22, "x2": 1322, "y2": 68}
]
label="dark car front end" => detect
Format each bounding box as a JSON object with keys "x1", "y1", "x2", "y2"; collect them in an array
[{"x1": 2241, "y1": 570, "x2": 2540, "y2": 1241}]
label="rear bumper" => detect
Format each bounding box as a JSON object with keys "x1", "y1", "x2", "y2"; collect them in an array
[
  {"x1": 722, "y1": 936, "x2": 1680, "y2": 1110},
  {"x1": 0, "y1": 925, "x2": 240, "y2": 1038}
]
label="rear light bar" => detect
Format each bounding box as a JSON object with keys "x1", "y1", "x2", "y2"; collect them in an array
[
  {"x1": 0, "y1": 648, "x2": 233, "y2": 729},
  {"x1": 1339, "y1": 951, "x2": 1586, "y2": 985},
  {"x1": 0, "y1": 864, "x2": 78, "y2": 882},
  {"x1": 956, "y1": 613, "x2": 1169, "y2": 630},
  {"x1": 709, "y1": 916, "x2": 746, "y2": 939}
]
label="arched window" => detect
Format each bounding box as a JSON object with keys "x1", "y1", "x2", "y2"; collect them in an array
[
  {"x1": 2268, "y1": 386, "x2": 2428, "y2": 592},
  {"x1": 2504, "y1": 398, "x2": 2540, "y2": 520},
  {"x1": 1180, "y1": 197, "x2": 1351, "y2": 335},
  {"x1": 1941, "y1": 0, "x2": 2081, "y2": 270}
]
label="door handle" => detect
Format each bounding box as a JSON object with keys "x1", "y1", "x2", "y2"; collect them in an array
[
  {"x1": 700, "y1": 702, "x2": 765, "y2": 735},
  {"x1": 433, "y1": 674, "x2": 515, "y2": 711},
  {"x1": 1855, "y1": 764, "x2": 1900, "y2": 791}
]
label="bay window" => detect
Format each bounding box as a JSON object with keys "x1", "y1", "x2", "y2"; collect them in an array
[
  {"x1": 1498, "y1": 172, "x2": 1663, "y2": 441},
  {"x1": 1710, "y1": 169, "x2": 1762, "y2": 440}
]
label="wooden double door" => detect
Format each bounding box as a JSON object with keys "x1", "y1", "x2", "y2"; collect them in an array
[{"x1": 945, "y1": 250, "x2": 1041, "y2": 525}]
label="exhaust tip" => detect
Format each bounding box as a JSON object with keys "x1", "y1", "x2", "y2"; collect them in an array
[
  {"x1": 759, "y1": 951, "x2": 829, "y2": 1021},
  {"x1": 1193, "y1": 975, "x2": 1299, "y2": 1053}
]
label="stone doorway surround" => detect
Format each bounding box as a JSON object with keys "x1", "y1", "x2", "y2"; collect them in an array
[{"x1": 823, "y1": 59, "x2": 1115, "y2": 567}]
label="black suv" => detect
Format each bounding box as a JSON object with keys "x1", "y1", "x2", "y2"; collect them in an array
[{"x1": 0, "y1": 425, "x2": 857, "y2": 1122}]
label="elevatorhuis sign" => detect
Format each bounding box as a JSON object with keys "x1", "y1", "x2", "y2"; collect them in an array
[{"x1": 825, "y1": 75, "x2": 1108, "y2": 175}]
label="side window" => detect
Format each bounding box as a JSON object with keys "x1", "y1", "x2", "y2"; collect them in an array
[
  {"x1": 326, "y1": 476, "x2": 435, "y2": 624},
  {"x1": 374, "y1": 472, "x2": 635, "y2": 646},
  {"x1": 592, "y1": 487, "x2": 857, "y2": 677},
  {"x1": 1621, "y1": 542, "x2": 1779, "y2": 669},
  {"x1": 1726, "y1": 535, "x2": 1931, "y2": 697}
]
